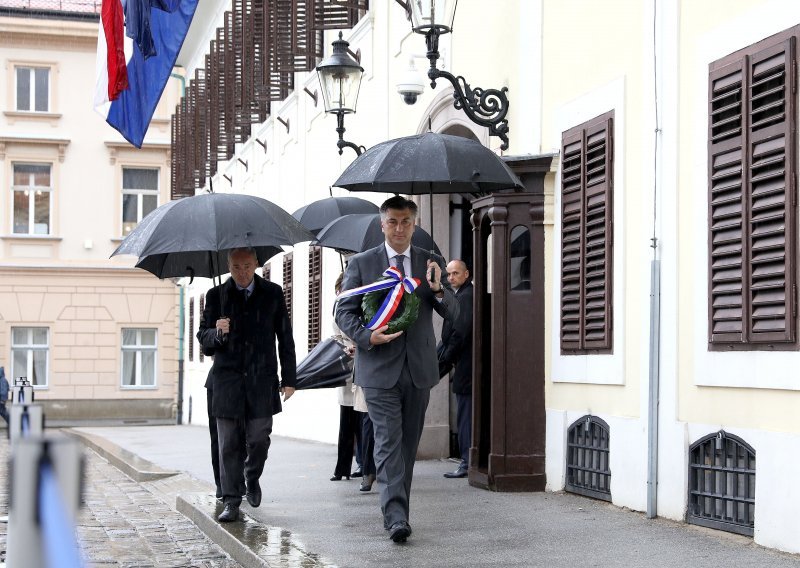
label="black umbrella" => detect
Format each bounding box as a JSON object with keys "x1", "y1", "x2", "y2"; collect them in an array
[
  {"x1": 314, "y1": 213, "x2": 441, "y2": 256},
  {"x1": 111, "y1": 192, "x2": 314, "y2": 280},
  {"x1": 295, "y1": 337, "x2": 353, "y2": 390},
  {"x1": 292, "y1": 196, "x2": 378, "y2": 236},
  {"x1": 333, "y1": 132, "x2": 523, "y2": 269}
]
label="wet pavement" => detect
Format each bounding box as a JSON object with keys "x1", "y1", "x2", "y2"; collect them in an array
[{"x1": 68, "y1": 425, "x2": 800, "y2": 568}]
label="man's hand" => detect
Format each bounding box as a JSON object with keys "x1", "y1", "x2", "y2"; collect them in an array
[
  {"x1": 426, "y1": 259, "x2": 442, "y2": 292},
  {"x1": 281, "y1": 386, "x2": 295, "y2": 401},
  {"x1": 215, "y1": 317, "x2": 230, "y2": 335},
  {"x1": 369, "y1": 325, "x2": 403, "y2": 345}
]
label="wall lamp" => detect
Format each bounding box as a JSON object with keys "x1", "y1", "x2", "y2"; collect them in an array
[
  {"x1": 316, "y1": 32, "x2": 366, "y2": 156},
  {"x1": 404, "y1": 0, "x2": 510, "y2": 150}
]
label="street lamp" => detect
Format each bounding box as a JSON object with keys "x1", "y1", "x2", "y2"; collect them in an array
[
  {"x1": 405, "y1": 0, "x2": 510, "y2": 150},
  {"x1": 316, "y1": 32, "x2": 365, "y2": 156}
]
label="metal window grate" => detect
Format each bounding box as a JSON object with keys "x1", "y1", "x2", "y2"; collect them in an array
[
  {"x1": 565, "y1": 415, "x2": 611, "y2": 501},
  {"x1": 688, "y1": 430, "x2": 755, "y2": 536}
]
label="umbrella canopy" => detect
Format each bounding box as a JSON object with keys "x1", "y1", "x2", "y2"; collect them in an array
[
  {"x1": 333, "y1": 132, "x2": 524, "y2": 195},
  {"x1": 295, "y1": 337, "x2": 353, "y2": 390},
  {"x1": 314, "y1": 213, "x2": 441, "y2": 256},
  {"x1": 292, "y1": 196, "x2": 378, "y2": 235},
  {"x1": 112, "y1": 193, "x2": 314, "y2": 279}
]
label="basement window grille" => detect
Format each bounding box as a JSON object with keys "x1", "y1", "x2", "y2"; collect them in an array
[
  {"x1": 565, "y1": 415, "x2": 611, "y2": 501},
  {"x1": 688, "y1": 430, "x2": 755, "y2": 536}
]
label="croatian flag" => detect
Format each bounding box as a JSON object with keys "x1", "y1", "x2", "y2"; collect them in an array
[{"x1": 94, "y1": 0, "x2": 198, "y2": 148}]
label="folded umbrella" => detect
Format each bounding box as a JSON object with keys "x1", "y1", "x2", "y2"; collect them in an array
[{"x1": 295, "y1": 337, "x2": 353, "y2": 390}]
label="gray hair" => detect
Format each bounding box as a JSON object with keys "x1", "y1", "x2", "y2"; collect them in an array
[{"x1": 227, "y1": 247, "x2": 258, "y2": 262}]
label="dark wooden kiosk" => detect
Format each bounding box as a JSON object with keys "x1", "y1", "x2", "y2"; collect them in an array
[{"x1": 468, "y1": 155, "x2": 553, "y2": 492}]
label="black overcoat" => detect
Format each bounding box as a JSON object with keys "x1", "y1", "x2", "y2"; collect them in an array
[
  {"x1": 438, "y1": 281, "x2": 473, "y2": 395},
  {"x1": 197, "y1": 274, "x2": 297, "y2": 419}
]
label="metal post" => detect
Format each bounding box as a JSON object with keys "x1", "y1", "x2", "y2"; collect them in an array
[{"x1": 646, "y1": 258, "x2": 661, "y2": 518}]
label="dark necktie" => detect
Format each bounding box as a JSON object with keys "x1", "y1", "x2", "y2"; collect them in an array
[{"x1": 394, "y1": 254, "x2": 406, "y2": 277}]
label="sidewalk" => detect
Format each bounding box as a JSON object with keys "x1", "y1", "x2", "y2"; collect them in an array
[{"x1": 70, "y1": 425, "x2": 800, "y2": 568}]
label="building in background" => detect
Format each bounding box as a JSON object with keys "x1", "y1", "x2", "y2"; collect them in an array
[{"x1": 0, "y1": 1, "x2": 181, "y2": 422}]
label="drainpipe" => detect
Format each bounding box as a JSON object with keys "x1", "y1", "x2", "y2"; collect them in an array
[
  {"x1": 172, "y1": 69, "x2": 186, "y2": 425},
  {"x1": 646, "y1": 0, "x2": 663, "y2": 519}
]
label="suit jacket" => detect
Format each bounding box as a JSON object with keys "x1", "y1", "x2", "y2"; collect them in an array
[
  {"x1": 197, "y1": 274, "x2": 296, "y2": 418},
  {"x1": 438, "y1": 281, "x2": 473, "y2": 395},
  {"x1": 336, "y1": 244, "x2": 459, "y2": 390}
]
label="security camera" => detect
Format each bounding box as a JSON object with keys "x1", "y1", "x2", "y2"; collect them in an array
[{"x1": 397, "y1": 59, "x2": 425, "y2": 105}]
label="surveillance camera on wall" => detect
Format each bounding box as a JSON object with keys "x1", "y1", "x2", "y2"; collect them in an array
[{"x1": 396, "y1": 59, "x2": 426, "y2": 105}]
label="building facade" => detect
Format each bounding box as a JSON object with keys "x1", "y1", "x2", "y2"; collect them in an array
[
  {"x1": 0, "y1": 3, "x2": 181, "y2": 421},
  {"x1": 170, "y1": 0, "x2": 800, "y2": 554}
]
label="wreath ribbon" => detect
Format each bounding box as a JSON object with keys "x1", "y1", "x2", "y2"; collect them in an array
[{"x1": 338, "y1": 266, "x2": 421, "y2": 330}]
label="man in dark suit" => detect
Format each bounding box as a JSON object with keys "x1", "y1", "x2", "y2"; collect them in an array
[
  {"x1": 437, "y1": 260, "x2": 473, "y2": 479},
  {"x1": 336, "y1": 196, "x2": 458, "y2": 543},
  {"x1": 198, "y1": 247, "x2": 296, "y2": 523}
]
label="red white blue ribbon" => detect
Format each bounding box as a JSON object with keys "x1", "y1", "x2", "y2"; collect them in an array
[{"x1": 338, "y1": 266, "x2": 420, "y2": 330}]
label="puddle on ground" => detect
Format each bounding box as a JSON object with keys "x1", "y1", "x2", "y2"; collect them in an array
[{"x1": 201, "y1": 495, "x2": 338, "y2": 568}]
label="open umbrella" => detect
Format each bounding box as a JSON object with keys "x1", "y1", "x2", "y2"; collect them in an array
[
  {"x1": 333, "y1": 132, "x2": 524, "y2": 264},
  {"x1": 295, "y1": 337, "x2": 353, "y2": 390},
  {"x1": 292, "y1": 196, "x2": 378, "y2": 236},
  {"x1": 314, "y1": 213, "x2": 441, "y2": 256},
  {"x1": 111, "y1": 192, "x2": 314, "y2": 281}
]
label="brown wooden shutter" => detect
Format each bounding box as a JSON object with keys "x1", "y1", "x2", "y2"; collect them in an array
[
  {"x1": 708, "y1": 61, "x2": 746, "y2": 343},
  {"x1": 747, "y1": 38, "x2": 796, "y2": 343},
  {"x1": 283, "y1": 253, "x2": 294, "y2": 321},
  {"x1": 560, "y1": 112, "x2": 614, "y2": 354},
  {"x1": 560, "y1": 130, "x2": 584, "y2": 352},
  {"x1": 583, "y1": 117, "x2": 613, "y2": 350},
  {"x1": 189, "y1": 297, "x2": 195, "y2": 362},
  {"x1": 709, "y1": 27, "x2": 798, "y2": 349},
  {"x1": 308, "y1": 246, "x2": 322, "y2": 350},
  {"x1": 311, "y1": 0, "x2": 368, "y2": 30}
]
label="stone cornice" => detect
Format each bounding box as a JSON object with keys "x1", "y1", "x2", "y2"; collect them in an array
[
  {"x1": 0, "y1": 135, "x2": 71, "y2": 162},
  {"x1": 0, "y1": 15, "x2": 97, "y2": 49},
  {"x1": 104, "y1": 141, "x2": 172, "y2": 164}
]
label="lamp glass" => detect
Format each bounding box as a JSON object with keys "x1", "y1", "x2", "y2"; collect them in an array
[
  {"x1": 410, "y1": 0, "x2": 457, "y2": 33},
  {"x1": 318, "y1": 66, "x2": 363, "y2": 114}
]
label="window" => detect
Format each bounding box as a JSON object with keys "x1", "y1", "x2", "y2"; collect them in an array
[
  {"x1": 283, "y1": 253, "x2": 293, "y2": 322},
  {"x1": 12, "y1": 163, "x2": 52, "y2": 235},
  {"x1": 198, "y1": 294, "x2": 205, "y2": 363},
  {"x1": 688, "y1": 431, "x2": 755, "y2": 536},
  {"x1": 308, "y1": 247, "x2": 322, "y2": 350},
  {"x1": 560, "y1": 111, "x2": 614, "y2": 354},
  {"x1": 708, "y1": 28, "x2": 797, "y2": 350},
  {"x1": 122, "y1": 168, "x2": 159, "y2": 236},
  {"x1": 121, "y1": 329, "x2": 157, "y2": 387},
  {"x1": 11, "y1": 327, "x2": 49, "y2": 387},
  {"x1": 510, "y1": 225, "x2": 530, "y2": 291},
  {"x1": 188, "y1": 297, "x2": 195, "y2": 363},
  {"x1": 16, "y1": 66, "x2": 49, "y2": 112}
]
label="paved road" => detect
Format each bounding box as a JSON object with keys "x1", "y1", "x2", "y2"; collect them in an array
[{"x1": 76, "y1": 425, "x2": 800, "y2": 568}]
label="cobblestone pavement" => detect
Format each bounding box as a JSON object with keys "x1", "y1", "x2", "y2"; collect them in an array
[{"x1": 0, "y1": 436, "x2": 240, "y2": 568}]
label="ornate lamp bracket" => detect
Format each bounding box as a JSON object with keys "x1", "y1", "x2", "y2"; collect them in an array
[
  {"x1": 425, "y1": 30, "x2": 510, "y2": 150},
  {"x1": 336, "y1": 112, "x2": 366, "y2": 156}
]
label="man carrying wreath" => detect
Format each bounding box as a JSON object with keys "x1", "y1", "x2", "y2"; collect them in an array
[{"x1": 336, "y1": 195, "x2": 459, "y2": 544}]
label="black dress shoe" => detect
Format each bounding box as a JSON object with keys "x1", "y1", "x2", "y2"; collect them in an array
[
  {"x1": 246, "y1": 480, "x2": 262, "y2": 508},
  {"x1": 330, "y1": 474, "x2": 350, "y2": 481},
  {"x1": 218, "y1": 503, "x2": 239, "y2": 523},
  {"x1": 443, "y1": 466, "x2": 468, "y2": 478},
  {"x1": 359, "y1": 473, "x2": 375, "y2": 492},
  {"x1": 388, "y1": 521, "x2": 412, "y2": 543},
  {"x1": 351, "y1": 469, "x2": 363, "y2": 478}
]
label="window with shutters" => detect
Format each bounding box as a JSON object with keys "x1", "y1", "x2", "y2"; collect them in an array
[
  {"x1": 708, "y1": 27, "x2": 798, "y2": 351},
  {"x1": 283, "y1": 253, "x2": 294, "y2": 322},
  {"x1": 198, "y1": 294, "x2": 205, "y2": 363},
  {"x1": 560, "y1": 111, "x2": 614, "y2": 355},
  {"x1": 308, "y1": 246, "x2": 323, "y2": 350}
]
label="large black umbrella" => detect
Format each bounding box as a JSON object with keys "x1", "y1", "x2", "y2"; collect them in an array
[
  {"x1": 292, "y1": 196, "x2": 378, "y2": 236},
  {"x1": 295, "y1": 337, "x2": 353, "y2": 390},
  {"x1": 333, "y1": 132, "x2": 523, "y2": 263},
  {"x1": 314, "y1": 213, "x2": 441, "y2": 256},
  {"x1": 111, "y1": 193, "x2": 314, "y2": 280}
]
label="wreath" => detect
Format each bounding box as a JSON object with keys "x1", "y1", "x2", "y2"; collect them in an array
[{"x1": 362, "y1": 276, "x2": 421, "y2": 334}]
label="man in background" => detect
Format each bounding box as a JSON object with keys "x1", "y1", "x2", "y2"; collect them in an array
[{"x1": 438, "y1": 260, "x2": 473, "y2": 479}]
